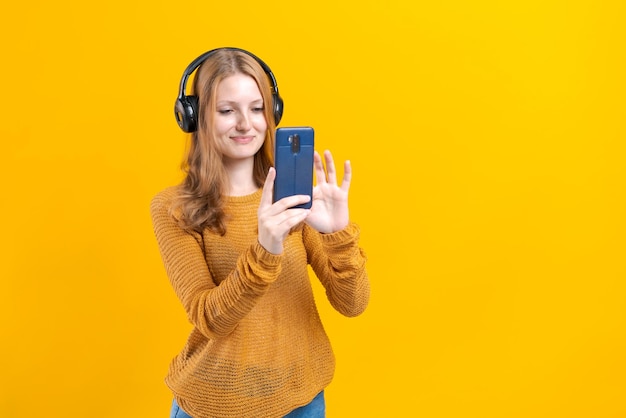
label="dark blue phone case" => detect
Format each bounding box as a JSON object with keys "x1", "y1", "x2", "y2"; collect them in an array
[{"x1": 273, "y1": 127, "x2": 314, "y2": 209}]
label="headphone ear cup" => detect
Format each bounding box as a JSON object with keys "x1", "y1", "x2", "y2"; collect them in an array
[
  {"x1": 273, "y1": 93, "x2": 284, "y2": 125},
  {"x1": 174, "y1": 95, "x2": 199, "y2": 133}
]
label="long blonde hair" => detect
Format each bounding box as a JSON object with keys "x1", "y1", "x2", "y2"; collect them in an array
[{"x1": 171, "y1": 49, "x2": 276, "y2": 234}]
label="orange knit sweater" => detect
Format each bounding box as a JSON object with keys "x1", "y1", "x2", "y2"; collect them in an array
[{"x1": 150, "y1": 186, "x2": 370, "y2": 418}]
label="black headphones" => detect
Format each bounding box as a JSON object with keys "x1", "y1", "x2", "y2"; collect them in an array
[{"x1": 174, "y1": 47, "x2": 284, "y2": 133}]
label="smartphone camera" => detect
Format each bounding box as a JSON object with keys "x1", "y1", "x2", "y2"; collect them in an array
[{"x1": 289, "y1": 134, "x2": 301, "y2": 154}]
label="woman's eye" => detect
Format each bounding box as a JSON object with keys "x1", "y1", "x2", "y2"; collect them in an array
[
  {"x1": 218, "y1": 109, "x2": 233, "y2": 115},
  {"x1": 252, "y1": 107, "x2": 264, "y2": 113}
]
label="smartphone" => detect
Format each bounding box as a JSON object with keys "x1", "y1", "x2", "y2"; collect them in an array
[{"x1": 273, "y1": 126, "x2": 314, "y2": 209}]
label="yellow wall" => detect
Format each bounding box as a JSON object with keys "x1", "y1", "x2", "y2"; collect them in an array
[{"x1": 2, "y1": 1, "x2": 625, "y2": 417}]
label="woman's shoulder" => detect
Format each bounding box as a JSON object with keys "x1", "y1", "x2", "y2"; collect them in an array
[
  {"x1": 150, "y1": 185, "x2": 182, "y2": 214},
  {"x1": 152, "y1": 185, "x2": 181, "y2": 203}
]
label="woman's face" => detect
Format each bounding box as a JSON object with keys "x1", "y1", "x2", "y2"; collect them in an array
[{"x1": 212, "y1": 73, "x2": 268, "y2": 165}]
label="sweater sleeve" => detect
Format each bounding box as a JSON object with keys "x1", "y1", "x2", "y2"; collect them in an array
[
  {"x1": 150, "y1": 189, "x2": 283, "y2": 339},
  {"x1": 303, "y1": 222, "x2": 370, "y2": 317}
]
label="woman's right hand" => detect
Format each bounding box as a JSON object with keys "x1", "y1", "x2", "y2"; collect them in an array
[{"x1": 257, "y1": 167, "x2": 311, "y2": 254}]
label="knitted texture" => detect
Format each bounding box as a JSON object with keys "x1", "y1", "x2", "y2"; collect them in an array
[{"x1": 151, "y1": 186, "x2": 370, "y2": 418}]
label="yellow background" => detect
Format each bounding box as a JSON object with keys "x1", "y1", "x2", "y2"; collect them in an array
[{"x1": 2, "y1": 0, "x2": 625, "y2": 417}]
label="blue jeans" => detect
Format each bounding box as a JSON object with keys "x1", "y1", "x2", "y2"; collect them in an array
[
  {"x1": 170, "y1": 399, "x2": 192, "y2": 418},
  {"x1": 284, "y1": 391, "x2": 325, "y2": 418},
  {"x1": 170, "y1": 391, "x2": 325, "y2": 418}
]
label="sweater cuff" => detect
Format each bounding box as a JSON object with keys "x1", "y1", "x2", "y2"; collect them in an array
[
  {"x1": 246, "y1": 241, "x2": 283, "y2": 285},
  {"x1": 318, "y1": 222, "x2": 366, "y2": 271},
  {"x1": 319, "y1": 222, "x2": 360, "y2": 246}
]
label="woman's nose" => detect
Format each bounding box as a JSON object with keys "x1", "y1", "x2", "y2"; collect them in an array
[{"x1": 236, "y1": 112, "x2": 251, "y2": 131}]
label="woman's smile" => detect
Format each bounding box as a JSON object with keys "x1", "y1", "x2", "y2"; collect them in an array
[{"x1": 231, "y1": 135, "x2": 256, "y2": 144}]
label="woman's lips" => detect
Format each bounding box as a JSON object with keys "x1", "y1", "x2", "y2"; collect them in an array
[{"x1": 231, "y1": 136, "x2": 255, "y2": 144}]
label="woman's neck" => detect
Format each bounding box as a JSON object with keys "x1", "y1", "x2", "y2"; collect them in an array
[{"x1": 224, "y1": 158, "x2": 258, "y2": 196}]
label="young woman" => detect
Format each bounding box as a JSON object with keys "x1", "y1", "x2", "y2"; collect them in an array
[{"x1": 151, "y1": 48, "x2": 370, "y2": 418}]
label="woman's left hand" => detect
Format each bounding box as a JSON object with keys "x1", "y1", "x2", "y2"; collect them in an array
[{"x1": 305, "y1": 150, "x2": 351, "y2": 234}]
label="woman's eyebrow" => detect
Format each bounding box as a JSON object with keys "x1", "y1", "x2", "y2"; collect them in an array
[{"x1": 216, "y1": 99, "x2": 264, "y2": 105}]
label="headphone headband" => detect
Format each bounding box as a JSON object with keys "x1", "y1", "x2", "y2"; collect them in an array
[{"x1": 174, "y1": 47, "x2": 284, "y2": 133}]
